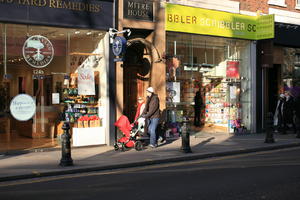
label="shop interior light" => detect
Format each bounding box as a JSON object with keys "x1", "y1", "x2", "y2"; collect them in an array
[
  {"x1": 75, "y1": 31, "x2": 80, "y2": 34},
  {"x1": 86, "y1": 32, "x2": 92, "y2": 35}
]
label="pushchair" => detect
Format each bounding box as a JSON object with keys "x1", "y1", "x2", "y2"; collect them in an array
[{"x1": 114, "y1": 115, "x2": 146, "y2": 151}]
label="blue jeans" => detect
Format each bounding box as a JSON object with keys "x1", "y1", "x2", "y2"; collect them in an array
[{"x1": 148, "y1": 118, "x2": 159, "y2": 146}]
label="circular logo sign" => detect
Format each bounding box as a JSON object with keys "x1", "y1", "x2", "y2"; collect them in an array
[
  {"x1": 23, "y1": 35, "x2": 54, "y2": 68},
  {"x1": 10, "y1": 94, "x2": 36, "y2": 121},
  {"x1": 112, "y1": 36, "x2": 127, "y2": 56}
]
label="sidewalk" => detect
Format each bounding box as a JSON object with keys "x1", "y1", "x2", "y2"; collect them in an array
[{"x1": 0, "y1": 132, "x2": 300, "y2": 182}]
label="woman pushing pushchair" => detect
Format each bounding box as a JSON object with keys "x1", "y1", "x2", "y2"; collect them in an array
[{"x1": 114, "y1": 87, "x2": 163, "y2": 151}]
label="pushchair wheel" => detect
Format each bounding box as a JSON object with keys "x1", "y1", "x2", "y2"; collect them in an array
[
  {"x1": 134, "y1": 140, "x2": 143, "y2": 151},
  {"x1": 121, "y1": 143, "x2": 127, "y2": 152},
  {"x1": 114, "y1": 143, "x2": 119, "y2": 151}
]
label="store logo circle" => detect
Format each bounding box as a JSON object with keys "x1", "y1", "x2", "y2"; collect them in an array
[{"x1": 23, "y1": 35, "x2": 54, "y2": 68}]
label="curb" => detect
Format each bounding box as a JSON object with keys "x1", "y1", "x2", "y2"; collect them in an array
[{"x1": 1, "y1": 142, "x2": 300, "y2": 182}]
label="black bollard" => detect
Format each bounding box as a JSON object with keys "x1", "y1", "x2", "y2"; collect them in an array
[
  {"x1": 180, "y1": 120, "x2": 192, "y2": 153},
  {"x1": 59, "y1": 121, "x2": 73, "y2": 166},
  {"x1": 265, "y1": 112, "x2": 275, "y2": 143}
]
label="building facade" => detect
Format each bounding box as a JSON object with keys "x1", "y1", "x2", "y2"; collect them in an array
[
  {"x1": 114, "y1": 0, "x2": 166, "y2": 123},
  {"x1": 116, "y1": 0, "x2": 274, "y2": 136},
  {"x1": 0, "y1": 0, "x2": 114, "y2": 152},
  {"x1": 235, "y1": 0, "x2": 300, "y2": 131}
]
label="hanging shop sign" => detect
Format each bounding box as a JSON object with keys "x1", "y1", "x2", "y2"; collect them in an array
[
  {"x1": 112, "y1": 36, "x2": 127, "y2": 57},
  {"x1": 10, "y1": 94, "x2": 36, "y2": 121},
  {"x1": 23, "y1": 35, "x2": 54, "y2": 68},
  {"x1": 112, "y1": 36, "x2": 127, "y2": 62},
  {"x1": 166, "y1": 3, "x2": 274, "y2": 40},
  {"x1": 78, "y1": 68, "x2": 96, "y2": 95},
  {"x1": 0, "y1": 0, "x2": 113, "y2": 29},
  {"x1": 123, "y1": 0, "x2": 154, "y2": 21}
]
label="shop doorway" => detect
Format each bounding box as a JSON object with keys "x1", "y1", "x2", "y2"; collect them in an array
[
  {"x1": 123, "y1": 30, "x2": 153, "y2": 122},
  {"x1": 123, "y1": 43, "x2": 150, "y2": 122}
]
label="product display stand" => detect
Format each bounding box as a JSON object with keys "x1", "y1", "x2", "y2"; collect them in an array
[{"x1": 62, "y1": 72, "x2": 104, "y2": 146}]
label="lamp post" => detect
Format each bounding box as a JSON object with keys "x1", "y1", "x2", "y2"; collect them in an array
[{"x1": 59, "y1": 121, "x2": 73, "y2": 166}]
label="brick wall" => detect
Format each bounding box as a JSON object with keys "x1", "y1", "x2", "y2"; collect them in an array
[{"x1": 231, "y1": 0, "x2": 300, "y2": 14}]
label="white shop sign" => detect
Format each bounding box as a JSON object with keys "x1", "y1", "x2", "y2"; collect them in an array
[
  {"x1": 78, "y1": 68, "x2": 95, "y2": 95},
  {"x1": 10, "y1": 94, "x2": 36, "y2": 121}
]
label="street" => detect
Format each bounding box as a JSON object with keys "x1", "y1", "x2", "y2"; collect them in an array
[{"x1": 0, "y1": 147, "x2": 300, "y2": 200}]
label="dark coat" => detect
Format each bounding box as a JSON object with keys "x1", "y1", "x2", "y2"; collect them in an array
[
  {"x1": 273, "y1": 97, "x2": 285, "y2": 126},
  {"x1": 142, "y1": 93, "x2": 160, "y2": 119},
  {"x1": 295, "y1": 96, "x2": 300, "y2": 119},
  {"x1": 194, "y1": 91, "x2": 203, "y2": 109},
  {"x1": 283, "y1": 96, "x2": 295, "y2": 124}
]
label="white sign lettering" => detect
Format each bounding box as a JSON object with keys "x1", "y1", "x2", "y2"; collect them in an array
[{"x1": 10, "y1": 94, "x2": 36, "y2": 121}]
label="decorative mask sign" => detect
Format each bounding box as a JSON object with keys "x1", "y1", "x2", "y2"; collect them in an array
[
  {"x1": 23, "y1": 35, "x2": 54, "y2": 68},
  {"x1": 78, "y1": 68, "x2": 95, "y2": 95},
  {"x1": 10, "y1": 94, "x2": 36, "y2": 121}
]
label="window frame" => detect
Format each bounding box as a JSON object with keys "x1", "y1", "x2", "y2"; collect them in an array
[
  {"x1": 296, "y1": 0, "x2": 300, "y2": 9},
  {"x1": 267, "y1": 0, "x2": 287, "y2": 7}
]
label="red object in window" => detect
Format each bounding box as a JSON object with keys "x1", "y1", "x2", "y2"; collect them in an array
[{"x1": 226, "y1": 61, "x2": 240, "y2": 78}]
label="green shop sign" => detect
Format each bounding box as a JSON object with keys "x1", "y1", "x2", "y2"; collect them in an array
[{"x1": 166, "y1": 3, "x2": 274, "y2": 40}]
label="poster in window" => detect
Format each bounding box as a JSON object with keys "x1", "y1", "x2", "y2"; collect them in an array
[
  {"x1": 78, "y1": 68, "x2": 95, "y2": 95},
  {"x1": 52, "y1": 93, "x2": 60, "y2": 104},
  {"x1": 226, "y1": 61, "x2": 240, "y2": 78},
  {"x1": 167, "y1": 82, "x2": 180, "y2": 103}
]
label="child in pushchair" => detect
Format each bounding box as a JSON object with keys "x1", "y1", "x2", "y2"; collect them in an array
[{"x1": 114, "y1": 115, "x2": 146, "y2": 151}]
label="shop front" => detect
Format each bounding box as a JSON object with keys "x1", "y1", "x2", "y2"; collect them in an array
[
  {"x1": 0, "y1": 0, "x2": 113, "y2": 152},
  {"x1": 165, "y1": 3, "x2": 274, "y2": 134},
  {"x1": 263, "y1": 23, "x2": 300, "y2": 117}
]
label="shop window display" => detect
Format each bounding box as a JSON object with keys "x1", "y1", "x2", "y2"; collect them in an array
[
  {"x1": 166, "y1": 32, "x2": 252, "y2": 134},
  {"x1": 0, "y1": 23, "x2": 108, "y2": 151},
  {"x1": 282, "y1": 48, "x2": 300, "y2": 97}
]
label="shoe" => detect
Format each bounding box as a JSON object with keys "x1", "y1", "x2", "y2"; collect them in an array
[
  {"x1": 148, "y1": 144, "x2": 158, "y2": 148},
  {"x1": 158, "y1": 136, "x2": 166, "y2": 144},
  {"x1": 158, "y1": 136, "x2": 163, "y2": 143}
]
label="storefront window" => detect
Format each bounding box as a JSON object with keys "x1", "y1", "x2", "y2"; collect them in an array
[
  {"x1": 282, "y1": 48, "x2": 300, "y2": 97},
  {"x1": 166, "y1": 32, "x2": 252, "y2": 133},
  {"x1": 0, "y1": 23, "x2": 108, "y2": 152}
]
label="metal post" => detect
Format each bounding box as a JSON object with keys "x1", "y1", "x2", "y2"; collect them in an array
[
  {"x1": 180, "y1": 119, "x2": 192, "y2": 153},
  {"x1": 59, "y1": 122, "x2": 73, "y2": 166},
  {"x1": 264, "y1": 112, "x2": 275, "y2": 143}
]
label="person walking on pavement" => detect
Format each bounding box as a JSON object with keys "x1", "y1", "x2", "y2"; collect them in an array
[
  {"x1": 282, "y1": 91, "x2": 297, "y2": 134},
  {"x1": 194, "y1": 90, "x2": 203, "y2": 127},
  {"x1": 273, "y1": 94, "x2": 285, "y2": 133},
  {"x1": 141, "y1": 87, "x2": 160, "y2": 148}
]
